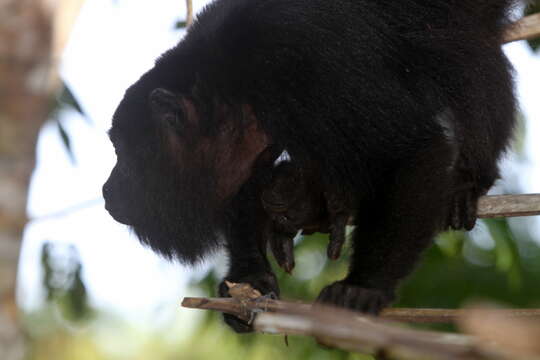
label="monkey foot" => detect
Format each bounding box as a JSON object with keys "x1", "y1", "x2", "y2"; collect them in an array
[
  {"x1": 218, "y1": 272, "x2": 279, "y2": 333},
  {"x1": 316, "y1": 281, "x2": 394, "y2": 314}
]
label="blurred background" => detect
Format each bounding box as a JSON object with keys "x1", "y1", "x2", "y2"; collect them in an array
[{"x1": 1, "y1": 0, "x2": 539, "y2": 359}]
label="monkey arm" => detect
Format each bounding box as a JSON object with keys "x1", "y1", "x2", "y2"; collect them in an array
[{"x1": 219, "y1": 195, "x2": 279, "y2": 332}]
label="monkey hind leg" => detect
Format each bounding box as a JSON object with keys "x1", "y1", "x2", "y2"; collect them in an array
[{"x1": 317, "y1": 132, "x2": 456, "y2": 314}]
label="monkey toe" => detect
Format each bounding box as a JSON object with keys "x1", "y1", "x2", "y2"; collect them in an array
[
  {"x1": 447, "y1": 190, "x2": 478, "y2": 231},
  {"x1": 223, "y1": 313, "x2": 255, "y2": 333},
  {"x1": 327, "y1": 215, "x2": 348, "y2": 260},
  {"x1": 218, "y1": 272, "x2": 280, "y2": 299},
  {"x1": 316, "y1": 281, "x2": 394, "y2": 314}
]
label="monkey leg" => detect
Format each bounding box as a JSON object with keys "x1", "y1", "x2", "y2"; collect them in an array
[
  {"x1": 445, "y1": 54, "x2": 515, "y2": 231},
  {"x1": 317, "y1": 134, "x2": 455, "y2": 314},
  {"x1": 219, "y1": 232, "x2": 278, "y2": 332}
]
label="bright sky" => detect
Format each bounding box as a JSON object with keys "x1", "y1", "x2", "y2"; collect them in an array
[{"x1": 16, "y1": 0, "x2": 540, "y2": 326}]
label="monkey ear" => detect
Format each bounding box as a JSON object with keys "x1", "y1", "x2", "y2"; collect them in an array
[{"x1": 149, "y1": 88, "x2": 185, "y2": 131}]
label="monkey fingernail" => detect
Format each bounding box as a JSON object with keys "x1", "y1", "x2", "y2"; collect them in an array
[
  {"x1": 282, "y1": 260, "x2": 295, "y2": 274},
  {"x1": 270, "y1": 235, "x2": 295, "y2": 273},
  {"x1": 327, "y1": 231, "x2": 346, "y2": 260},
  {"x1": 279, "y1": 245, "x2": 295, "y2": 273},
  {"x1": 327, "y1": 245, "x2": 341, "y2": 260}
]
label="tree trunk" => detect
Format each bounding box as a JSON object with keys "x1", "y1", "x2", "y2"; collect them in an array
[{"x1": 0, "y1": 1, "x2": 54, "y2": 358}]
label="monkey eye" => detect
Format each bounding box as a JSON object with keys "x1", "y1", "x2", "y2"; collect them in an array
[
  {"x1": 149, "y1": 88, "x2": 186, "y2": 134},
  {"x1": 163, "y1": 111, "x2": 185, "y2": 133}
]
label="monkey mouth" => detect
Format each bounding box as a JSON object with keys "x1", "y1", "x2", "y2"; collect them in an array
[
  {"x1": 261, "y1": 191, "x2": 293, "y2": 212},
  {"x1": 262, "y1": 201, "x2": 288, "y2": 212}
]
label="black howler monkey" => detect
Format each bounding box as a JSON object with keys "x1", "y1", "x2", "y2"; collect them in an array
[{"x1": 103, "y1": 0, "x2": 517, "y2": 332}]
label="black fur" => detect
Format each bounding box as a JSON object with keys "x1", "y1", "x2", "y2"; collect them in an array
[{"x1": 103, "y1": 0, "x2": 517, "y2": 332}]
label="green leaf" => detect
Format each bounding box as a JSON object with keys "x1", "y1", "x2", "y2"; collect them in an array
[
  {"x1": 175, "y1": 20, "x2": 188, "y2": 29},
  {"x1": 57, "y1": 83, "x2": 88, "y2": 121}
]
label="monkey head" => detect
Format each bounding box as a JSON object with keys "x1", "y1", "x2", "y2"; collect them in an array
[{"x1": 103, "y1": 72, "x2": 270, "y2": 263}]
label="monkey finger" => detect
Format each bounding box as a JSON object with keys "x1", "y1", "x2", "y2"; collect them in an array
[
  {"x1": 327, "y1": 216, "x2": 347, "y2": 260},
  {"x1": 447, "y1": 190, "x2": 478, "y2": 231},
  {"x1": 270, "y1": 233, "x2": 295, "y2": 273},
  {"x1": 263, "y1": 222, "x2": 291, "y2": 270},
  {"x1": 463, "y1": 190, "x2": 478, "y2": 231},
  {"x1": 449, "y1": 196, "x2": 462, "y2": 230}
]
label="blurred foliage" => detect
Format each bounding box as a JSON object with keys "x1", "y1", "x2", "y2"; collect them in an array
[
  {"x1": 39, "y1": 242, "x2": 93, "y2": 322},
  {"x1": 56, "y1": 84, "x2": 86, "y2": 118},
  {"x1": 48, "y1": 82, "x2": 88, "y2": 164},
  {"x1": 175, "y1": 20, "x2": 189, "y2": 29},
  {"x1": 24, "y1": 216, "x2": 540, "y2": 359}
]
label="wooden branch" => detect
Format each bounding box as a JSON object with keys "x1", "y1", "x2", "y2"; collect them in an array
[
  {"x1": 182, "y1": 296, "x2": 540, "y2": 324},
  {"x1": 381, "y1": 307, "x2": 540, "y2": 323},
  {"x1": 343, "y1": 194, "x2": 540, "y2": 227},
  {"x1": 255, "y1": 308, "x2": 495, "y2": 360},
  {"x1": 182, "y1": 296, "x2": 540, "y2": 360},
  {"x1": 459, "y1": 307, "x2": 540, "y2": 359},
  {"x1": 477, "y1": 194, "x2": 540, "y2": 219},
  {"x1": 503, "y1": 13, "x2": 540, "y2": 43}
]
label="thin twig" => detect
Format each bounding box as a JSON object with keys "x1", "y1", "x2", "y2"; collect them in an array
[
  {"x1": 503, "y1": 13, "x2": 540, "y2": 43},
  {"x1": 382, "y1": 307, "x2": 540, "y2": 323},
  {"x1": 185, "y1": 0, "x2": 194, "y2": 27},
  {"x1": 182, "y1": 296, "x2": 537, "y2": 360},
  {"x1": 352, "y1": 193, "x2": 540, "y2": 225},
  {"x1": 477, "y1": 194, "x2": 540, "y2": 219},
  {"x1": 181, "y1": 297, "x2": 540, "y2": 324},
  {"x1": 255, "y1": 309, "x2": 494, "y2": 360}
]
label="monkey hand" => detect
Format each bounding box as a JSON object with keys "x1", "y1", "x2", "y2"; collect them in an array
[
  {"x1": 316, "y1": 280, "x2": 394, "y2": 314},
  {"x1": 261, "y1": 160, "x2": 351, "y2": 270},
  {"x1": 218, "y1": 272, "x2": 279, "y2": 333},
  {"x1": 263, "y1": 192, "x2": 351, "y2": 271}
]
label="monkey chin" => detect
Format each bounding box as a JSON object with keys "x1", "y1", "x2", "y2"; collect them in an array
[
  {"x1": 104, "y1": 204, "x2": 132, "y2": 226},
  {"x1": 135, "y1": 173, "x2": 224, "y2": 263}
]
